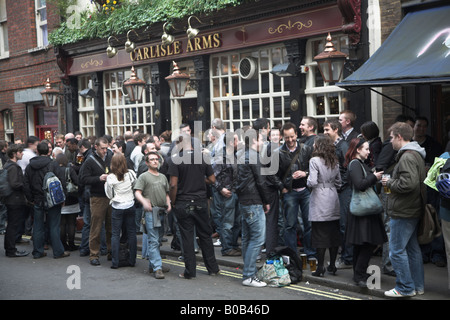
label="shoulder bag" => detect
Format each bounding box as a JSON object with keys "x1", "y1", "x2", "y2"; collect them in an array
[{"x1": 349, "y1": 160, "x2": 383, "y2": 216}]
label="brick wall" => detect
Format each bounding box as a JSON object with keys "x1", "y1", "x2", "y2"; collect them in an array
[{"x1": 0, "y1": 0, "x2": 63, "y2": 142}]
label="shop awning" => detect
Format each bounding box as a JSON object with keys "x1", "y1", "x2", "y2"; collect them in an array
[{"x1": 337, "y1": 5, "x2": 450, "y2": 88}]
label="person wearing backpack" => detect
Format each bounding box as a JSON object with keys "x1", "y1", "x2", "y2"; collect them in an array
[
  {"x1": 24, "y1": 142, "x2": 70, "y2": 259},
  {"x1": 52, "y1": 153, "x2": 80, "y2": 252},
  {"x1": 3, "y1": 144, "x2": 29, "y2": 257}
]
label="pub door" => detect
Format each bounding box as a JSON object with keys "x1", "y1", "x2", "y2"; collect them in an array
[{"x1": 34, "y1": 105, "x2": 58, "y2": 143}]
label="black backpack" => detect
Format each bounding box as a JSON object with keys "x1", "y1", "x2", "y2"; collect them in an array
[{"x1": 0, "y1": 163, "x2": 13, "y2": 198}]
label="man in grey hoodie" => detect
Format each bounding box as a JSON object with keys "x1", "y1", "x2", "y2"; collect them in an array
[{"x1": 382, "y1": 122, "x2": 426, "y2": 298}]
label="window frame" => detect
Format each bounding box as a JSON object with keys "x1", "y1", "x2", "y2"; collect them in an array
[
  {"x1": 0, "y1": 0, "x2": 8, "y2": 58},
  {"x1": 210, "y1": 44, "x2": 291, "y2": 131},
  {"x1": 35, "y1": 0, "x2": 48, "y2": 48},
  {"x1": 304, "y1": 34, "x2": 349, "y2": 124}
]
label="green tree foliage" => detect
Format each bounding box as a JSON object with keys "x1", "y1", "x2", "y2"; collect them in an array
[{"x1": 49, "y1": 0, "x2": 248, "y2": 46}]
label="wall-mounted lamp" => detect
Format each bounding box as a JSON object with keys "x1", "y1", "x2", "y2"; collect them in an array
[
  {"x1": 161, "y1": 22, "x2": 175, "y2": 46},
  {"x1": 106, "y1": 36, "x2": 119, "y2": 58},
  {"x1": 79, "y1": 88, "x2": 96, "y2": 99},
  {"x1": 125, "y1": 29, "x2": 139, "y2": 53},
  {"x1": 313, "y1": 33, "x2": 347, "y2": 83},
  {"x1": 186, "y1": 15, "x2": 203, "y2": 39},
  {"x1": 40, "y1": 78, "x2": 60, "y2": 108},
  {"x1": 165, "y1": 61, "x2": 190, "y2": 97},
  {"x1": 271, "y1": 63, "x2": 298, "y2": 77},
  {"x1": 122, "y1": 66, "x2": 146, "y2": 102}
]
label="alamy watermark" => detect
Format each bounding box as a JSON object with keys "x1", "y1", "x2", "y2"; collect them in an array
[{"x1": 66, "y1": 265, "x2": 81, "y2": 290}]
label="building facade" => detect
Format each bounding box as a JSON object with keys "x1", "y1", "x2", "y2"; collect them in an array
[
  {"x1": 57, "y1": 0, "x2": 372, "y2": 143},
  {"x1": 1, "y1": 0, "x2": 448, "y2": 146},
  {"x1": 0, "y1": 0, "x2": 65, "y2": 142}
]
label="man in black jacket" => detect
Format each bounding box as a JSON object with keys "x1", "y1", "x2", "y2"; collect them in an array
[
  {"x1": 3, "y1": 144, "x2": 29, "y2": 257},
  {"x1": 24, "y1": 142, "x2": 69, "y2": 259},
  {"x1": 168, "y1": 133, "x2": 219, "y2": 279},
  {"x1": 236, "y1": 127, "x2": 271, "y2": 287},
  {"x1": 276, "y1": 122, "x2": 315, "y2": 259},
  {"x1": 80, "y1": 137, "x2": 113, "y2": 266}
]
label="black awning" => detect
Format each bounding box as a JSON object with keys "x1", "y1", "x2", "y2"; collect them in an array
[{"x1": 337, "y1": 5, "x2": 450, "y2": 88}]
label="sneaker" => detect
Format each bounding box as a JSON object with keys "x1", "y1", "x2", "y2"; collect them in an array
[
  {"x1": 384, "y1": 288, "x2": 416, "y2": 298},
  {"x1": 242, "y1": 276, "x2": 267, "y2": 287},
  {"x1": 154, "y1": 269, "x2": 165, "y2": 279},
  {"x1": 335, "y1": 258, "x2": 352, "y2": 269},
  {"x1": 149, "y1": 265, "x2": 170, "y2": 273},
  {"x1": 213, "y1": 239, "x2": 221, "y2": 247},
  {"x1": 416, "y1": 289, "x2": 425, "y2": 295}
]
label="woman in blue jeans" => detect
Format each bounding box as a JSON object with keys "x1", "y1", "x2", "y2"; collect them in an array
[{"x1": 105, "y1": 153, "x2": 137, "y2": 269}]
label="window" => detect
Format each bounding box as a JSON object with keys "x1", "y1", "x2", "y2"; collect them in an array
[
  {"x1": 210, "y1": 45, "x2": 290, "y2": 131},
  {"x1": 104, "y1": 66, "x2": 155, "y2": 137},
  {"x1": 305, "y1": 34, "x2": 349, "y2": 129},
  {"x1": 78, "y1": 75, "x2": 95, "y2": 137},
  {"x1": 0, "y1": 0, "x2": 8, "y2": 58},
  {"x1": 3, "y1": 109, "x2": 13, "y2": 141},
  {"x1": 35, "y1": 0, "x2": 48, "y2": 47}
]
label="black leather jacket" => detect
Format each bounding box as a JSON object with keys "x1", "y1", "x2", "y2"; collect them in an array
[
  {"x1": 236, "y1": 148, "x2": 271, "y2": 206},
  {"x1": 276, "y1": 141, "x2": 313, "y2": 192}
]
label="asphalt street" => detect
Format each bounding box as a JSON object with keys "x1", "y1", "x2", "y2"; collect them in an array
[{"x1": 0, "y1": 234, "x2": 377, "y2": 305}]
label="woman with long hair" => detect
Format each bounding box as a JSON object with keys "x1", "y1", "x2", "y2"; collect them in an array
[
  {"x1": 307, "y1": 135, "x2": 342, "y2": 277},
  {"x1": 344, "y1": 137, "x2": 387, "y2": 287},
  {"x1": 105, "y1": 153, "x2": 137, "y2": 269}
]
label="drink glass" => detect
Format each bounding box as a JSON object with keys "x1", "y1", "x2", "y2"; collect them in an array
[
  {"x1": 300, "y1": 254, "x2": 307, "y2": 270},
  {"x1": 382, "y1": 174, "x2": 391, "y2": 194},
  {"x1": 309, "y1": 259, "x2": 317, "y2": 272}
]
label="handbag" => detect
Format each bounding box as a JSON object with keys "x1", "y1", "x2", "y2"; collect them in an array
[
  {"x1": 65, "y1": 167, "x2": 78, "y2": 196},
  {"x1": 349, "y1": 160, "x2": 383, "y2": 216}
]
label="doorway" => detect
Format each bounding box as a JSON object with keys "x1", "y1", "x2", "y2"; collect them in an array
[
  {"x1": 34, "y1": 105, "x2": 58, "y2": 143},
  {"x1": 181, "y1": 98, "x2": 198, "y2": 130}
]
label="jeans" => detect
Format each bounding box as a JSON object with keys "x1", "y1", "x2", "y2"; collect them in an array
[
  {"x1": 216, "y1": 192, "x2": 241, "y2": 254},
  {"x1": 173, "y1": 200, "x2": 219, "y2": 278},
  {"x1": 210, "y1": 188, "x2": 222, "y2": 236},
  {"x1": 241, "y1": 204, "x2": 266, "y2": 279},
  {"x1": 111, "y1": 206, "x2": 137, "y2": 268},
  {"x1": 389, "y1": 217, "x2": 424, "y2": 294},
  {"x1": 32, "y1": 204, "x2": 65, "y2": 258},
  {"x1": 144, "y1": 210, "x2": 164, "y2": 271},
  {"x1": 283, "y1": 188, "x2": 315, "y2": 258}
]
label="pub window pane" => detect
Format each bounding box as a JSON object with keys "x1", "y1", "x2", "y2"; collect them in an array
[
  {"x1": 212, "y1": 57, "x2": 220, "y2": 76},
  {"x1": 261, "y1": 73, "x2": 269, "y2": 94},
  {"x1": 221, "y1": 56, "x2": 228, "y2": 75},
  {"x1": 259, "y1": 49, "x2": 269, "y2": 71},
  {"x1": 315, "y1": 94, "x2": 325, "y2": 116}
]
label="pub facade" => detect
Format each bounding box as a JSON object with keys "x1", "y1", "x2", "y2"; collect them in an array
[{"x1": 57, "y1": 0, "x2": 371, "y2": 141}]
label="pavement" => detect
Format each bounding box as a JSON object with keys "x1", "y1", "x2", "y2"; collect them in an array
[
  {"x1": 152, "y1": 234, "x2": 450, "y2": 300},
  {"x1": 68, "y1": 231, "x2": 449, "y2": 300}
]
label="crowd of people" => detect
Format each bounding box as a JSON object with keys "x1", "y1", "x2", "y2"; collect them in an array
[{"x1": 1, "y1": 110, "x2": 449, "y2": 297}]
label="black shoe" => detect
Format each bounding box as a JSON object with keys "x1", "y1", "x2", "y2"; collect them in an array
[
  {"x1": 7, "y1": 250, "x2": 29, "y2": 257},
  {"x1": 90, "y1": 259, "x2": 101, "y2": 266},
  {"x1": 356, "y1": 280, "x2": 368, "y2": 288},
  {"x1": 311, "y1": 266, "x2": 326, "y2": 277},
  {"x1": 327, "y1": 265, "x2": 337, "y2": 275},
  {"x1": 79, "y1": 250, "x2": 90, "y2": 257}
]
